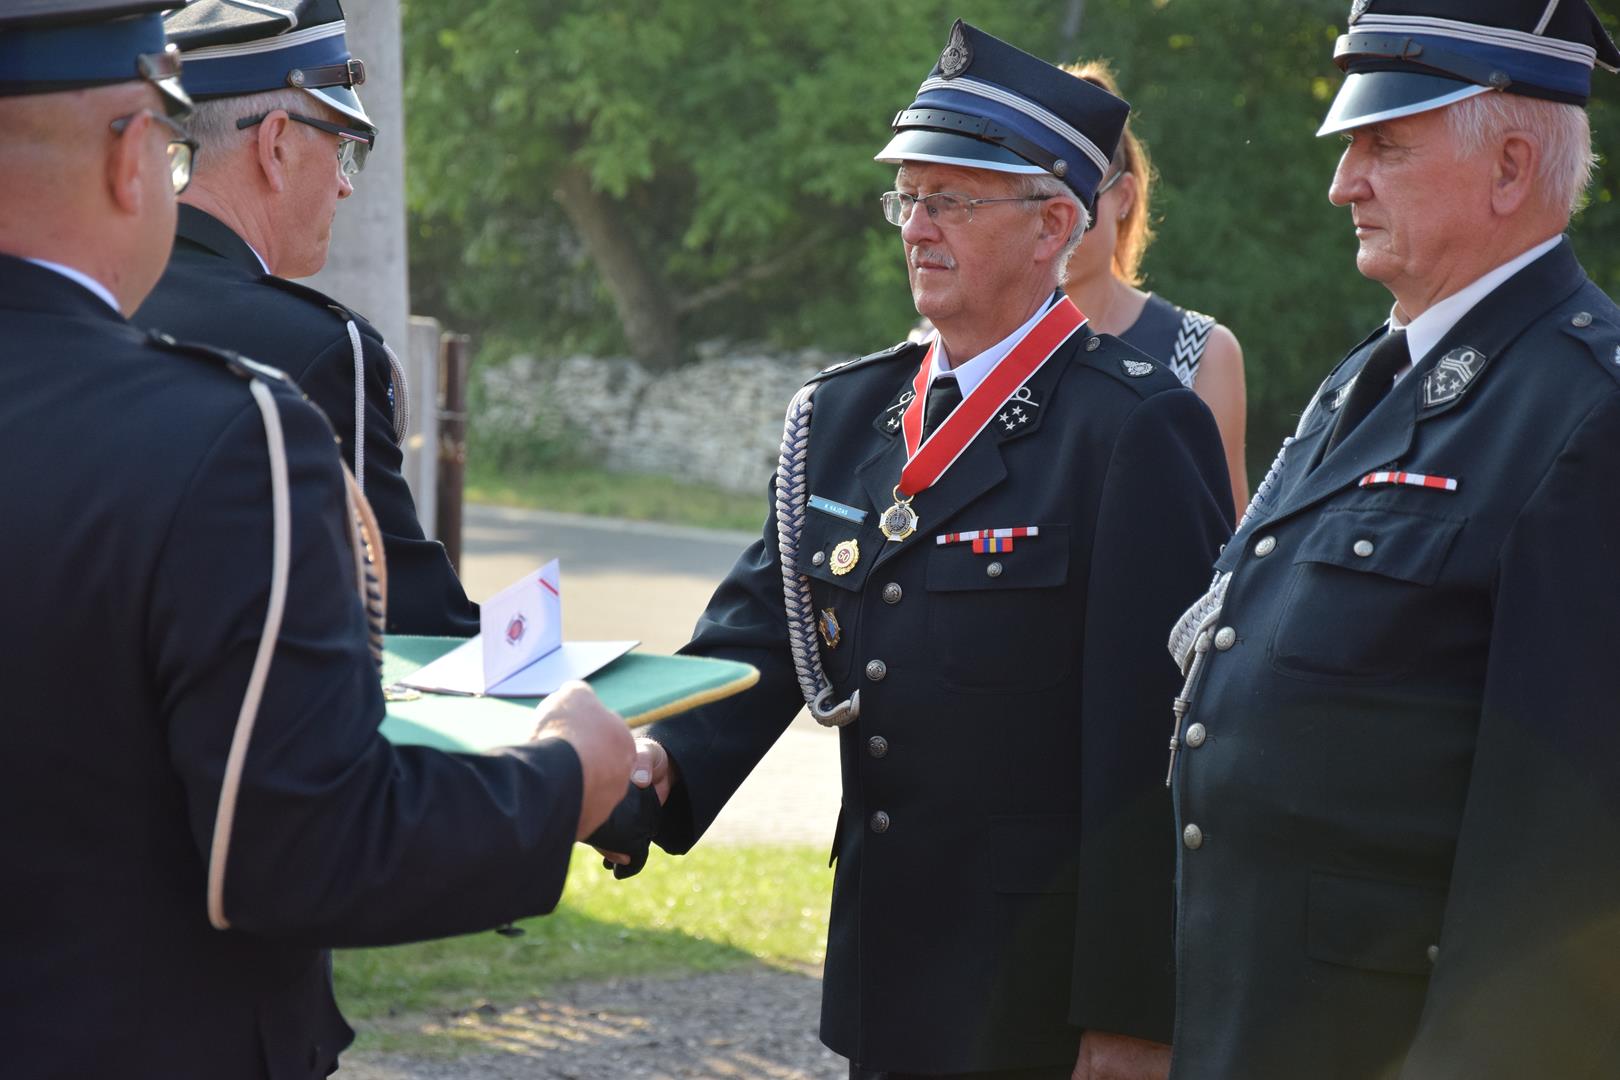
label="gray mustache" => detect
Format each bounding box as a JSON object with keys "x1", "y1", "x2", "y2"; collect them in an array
[{"x1": 909, "y1": 247, "x2": 957, "y2": 270}]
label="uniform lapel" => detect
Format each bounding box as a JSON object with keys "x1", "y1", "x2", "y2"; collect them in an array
[
  {"x1": 1262, "y1": 239, "x2": 1586, "y2": 529},
  {"x1": 856, "y1": 334, "x2": 1074, "y2": 569}
]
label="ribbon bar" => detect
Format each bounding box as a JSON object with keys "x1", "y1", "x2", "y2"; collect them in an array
[
  {"x1": 936, "y1": 526, "x2": 1041, "y2": 545},
  {"x1": 1358, "y1": 470, "x2": 1458, "y2": 491}
]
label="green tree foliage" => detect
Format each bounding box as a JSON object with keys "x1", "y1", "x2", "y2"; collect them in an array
[{"x1": 406, "y1": 0, "x2": 1620, "y2": 468}]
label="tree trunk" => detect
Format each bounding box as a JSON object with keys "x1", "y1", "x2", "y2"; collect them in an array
[{"x1": 552, "y1": 164, "x2": 683, "y2": 370}]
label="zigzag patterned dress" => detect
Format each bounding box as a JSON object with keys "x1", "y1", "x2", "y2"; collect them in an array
[{"x1": 1118, "y1": 292, "x2": 1218, "y2": 389}]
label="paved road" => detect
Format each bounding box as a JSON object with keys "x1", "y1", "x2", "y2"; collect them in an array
[{"x1": 460, "y1": 504, "x2": 841, "y2": 848}]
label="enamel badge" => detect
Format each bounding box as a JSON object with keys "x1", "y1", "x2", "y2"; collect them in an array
[
  {"x1": 818, "y1": 608, "x2": 842, "y2": 649},
  {"x1": 830, "y1": 539, "x2": 861, "y2": 575},
  {"x1": 1123, "y1": 359, "x2": 1154, "y2": 378}
]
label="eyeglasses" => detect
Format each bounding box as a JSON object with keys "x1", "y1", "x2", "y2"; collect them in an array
[
  {"x1": 109, "y1": 110, "x2": 199, "y2": 194},
  {"x1": 880, "y1": 190, "x2": 1056, "y2": 227},
  {"x1": 236, "y1": 110, "x2": 376, "y2": 177},
  {"x1": 1084, "y1": 168, "x2": 1130, "y2": 232}
]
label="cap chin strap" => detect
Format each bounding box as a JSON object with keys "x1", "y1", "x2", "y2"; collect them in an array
[{"x1": 1336, "y1": 30, "x2": 1519, "y2": 89}]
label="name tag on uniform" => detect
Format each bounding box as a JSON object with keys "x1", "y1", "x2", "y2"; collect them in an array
[{"x1": 810, "y1": 495, "x2": 868, "y2": 525}]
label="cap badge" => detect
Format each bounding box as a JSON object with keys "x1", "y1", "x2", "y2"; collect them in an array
[
  {"x1": 1123, "y1": 359, "x2": 1155, "y2": 378},
  {"x1": 940, "y1": 20, "x2": 972, "y2": 79},
  {"x1": 1422, "y1": 346, "x2": 1486, "y2": 408},
  {"x1": 1349, "y1": 0, "x2": 1371, "y2": 24}
]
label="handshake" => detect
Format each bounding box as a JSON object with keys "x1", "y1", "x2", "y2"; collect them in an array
[{"x1": 531, "y1": 682, "x2": 672, "y2": 875}]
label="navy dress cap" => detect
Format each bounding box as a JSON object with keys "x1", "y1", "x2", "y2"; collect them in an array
[
  {"x1": 163, "y1": 0, "x2": 371, "y2": 131},
  {"x1": 0, "y1": 0, "x2": 191, "y2": 114},
  {"x1": 876, "y1": 19, "x2": 1130, "y2": 208},
  {"x1": 1319, "y1": 0, "x2": 1620, "y2": 135}
]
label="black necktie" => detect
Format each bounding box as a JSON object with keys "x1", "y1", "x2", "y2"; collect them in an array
[
  {"x1": 1324, "y1": 329, "x2": 1408, "y2": 456},
  {"x1": 923, "y1": 374, "x2": 963, "y2": 440}
]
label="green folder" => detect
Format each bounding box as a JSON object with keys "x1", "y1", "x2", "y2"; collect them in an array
[{"x1": 381, "y1": 636, "x2": 759, "y2": 753}]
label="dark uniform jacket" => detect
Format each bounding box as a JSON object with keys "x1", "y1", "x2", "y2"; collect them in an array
[
  {"x1": 135, "y1": 206, "x2": 479, "y2": 636},
  {"x1": 648, "y1": 326, "x2": 1233, "y2": 1073},
  {"x1": 0, "y1": 256, "x2": 580, "y2": 1079},
  {"x1": 1169, "y1": 239, "x2": 1620, "y2": 1080}
]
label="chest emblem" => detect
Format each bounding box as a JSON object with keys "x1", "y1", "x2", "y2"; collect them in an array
[
  {"x1": 818, "y1": 608, "x2": 843, "y2": 649},
  {"x1": 1422, "y1": 346, "x2": 1486, "y2": 408},
  {"x1": 829, "y1": 539, "x2": 861, "y2": 576},
  {"x1": 1123, "y1": 359, "x2": 1155, "y2": 377}
]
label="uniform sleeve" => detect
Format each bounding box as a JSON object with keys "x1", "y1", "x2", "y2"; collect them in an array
[
  {"x1": 149, "y1": 387, "x2": 579, "y2": 947},
  {"x1": 646, "y1": 486, "x2": 807, "y2": 853},
  {"x1": 1401, "y1": 392, "x2": 1620, "y2": 1079},
  {"x1": 299, "y1": 332, "x2": 480, "y2": 637},
  {"x1": 1069, "y1": 387, "x2": 1233, "y2": 1042}
]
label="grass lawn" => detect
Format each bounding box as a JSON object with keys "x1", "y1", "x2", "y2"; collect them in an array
[
  {"x1": 465, "y1": 461, "x2": 765, "y2": 534},
  {"x1": 334, "y1": 843, "x2": 829, "y2": 1051}
]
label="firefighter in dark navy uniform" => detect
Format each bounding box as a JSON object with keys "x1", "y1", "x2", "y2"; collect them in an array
[
  {"x1": 1165, "y1": 3, "x2": 1620, "y2": 1077},
  {"x1": 595, "y1": 21, "x2": 1233, "y2": 1080},
  {"x1": 0, "y1": 3, "x2": 633, "y2": 1075},
  {"x1": 133, "y1": 0, "x2": 478, "y2": 636}
]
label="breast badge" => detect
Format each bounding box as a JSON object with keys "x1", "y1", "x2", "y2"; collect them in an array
[{"x1": 830, "y1": 539, "x2": 861, "y2": 575}]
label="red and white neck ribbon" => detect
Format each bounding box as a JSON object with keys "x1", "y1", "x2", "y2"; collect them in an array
[
  {"x1": 898, "y1": 297, "x2": 1086, "y2": 499},
  {"x1": 1358, "y1": 470, "x2": 1458, "y2": 492}
]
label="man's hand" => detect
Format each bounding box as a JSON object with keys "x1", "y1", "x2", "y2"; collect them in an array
[
  {"x1": 599, "y1": 737, "x2": 678, "y2": 868},
  {"x1": 1072, "y1": 1030, "x2": 1171, "y2": 1080},
  {"x1": 530, "y1": 681, "x2": 635, "y2": 840}
]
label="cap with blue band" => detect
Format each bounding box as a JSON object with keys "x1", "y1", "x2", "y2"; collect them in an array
[
  {"x1": 0, "y1": 0, "x2": 192, "y2": 115},
  {"x1": 163, "y1": 0, "x2": 372, "y2": 132},
  {"x1": 875, "y1": 19, "x2": 1130, "y2": 209},
  {"x1": 1319, "y1": 0, "x2": 1620, "y2": 136}
]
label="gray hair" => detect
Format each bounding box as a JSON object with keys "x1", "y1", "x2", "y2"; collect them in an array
[
  {"x1": 1012, "y1": 172, "x2": 1089, "y2": 283},
  {"x1": 184, "y1": 88, "x2": 320, "y2": 163},
  {"x1": 1443, "y1": 91, "x2": 1596, "y2": 216}
]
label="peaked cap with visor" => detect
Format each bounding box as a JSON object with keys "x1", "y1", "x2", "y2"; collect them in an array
[
  {"x1": 1319, "y1": 0, "x2": 1620, "y2": 135},
  {"x1": 162, "y1": 0, "x2": 372, "y2": 133},
  {"x1": 875, "y1": 19, "x2": 1130, "y2": 211},
  {"x1": 0, "y1": 0, "x2": 192, "y2": 116}
]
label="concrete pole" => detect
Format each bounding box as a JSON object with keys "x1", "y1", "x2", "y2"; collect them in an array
[
  {"x1": 306, "y1": 0, "x2": 440, "y2": 522},
  {"x1": 307, "y1": 0, "x2": 409, "y2": 353}
]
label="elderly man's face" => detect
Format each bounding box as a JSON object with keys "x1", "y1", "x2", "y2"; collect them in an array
[
  {"x1": 1328, "y1": 107, "x2": 1493, "y2": 306},
  {"x1": 896, "y1": 162, "x2": 1044, "y2": 329},
  {"x1": 276, "y1": 108, "x2": 355, "y2": 278}
]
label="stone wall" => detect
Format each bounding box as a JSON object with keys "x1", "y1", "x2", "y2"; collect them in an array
[{"x1": 477, "y1": 346, "x2": 840, "y2": 495}]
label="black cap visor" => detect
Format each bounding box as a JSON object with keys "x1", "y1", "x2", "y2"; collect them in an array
[
  {"x1": 875, "y1": 127, "x2": 1046, "y2": 174},
  {"x1": 1318, "y1": 70, "x2": 1491, "y2": 135}
]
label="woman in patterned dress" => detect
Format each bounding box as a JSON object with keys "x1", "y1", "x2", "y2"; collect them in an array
[{"x1": 1062, "y1": 60, "x2": 1249, "y2": 514}]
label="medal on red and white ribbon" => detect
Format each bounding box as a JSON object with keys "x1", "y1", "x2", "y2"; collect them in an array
[{"x1": 879, "y1": 297, "x2": 1087, "y2": 541}]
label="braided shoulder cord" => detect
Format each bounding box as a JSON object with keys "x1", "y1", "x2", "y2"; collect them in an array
[
  {"x1": 381, "y1": 339, "x2": 411, "y2": 442},
  {"x1": 774, "y1": 384, "x2": 860, "y2": 727}
]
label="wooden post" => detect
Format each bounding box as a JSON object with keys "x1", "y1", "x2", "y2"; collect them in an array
[{"x1": 436, "y1": 333, "x2": 470, "y2": 574}]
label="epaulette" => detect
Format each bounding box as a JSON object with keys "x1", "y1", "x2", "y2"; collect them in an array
[
  {"x1": 1558, "y1": 305, "x2": 1620, "y2": 388},
  {"x1": 804, "y1": 339, "x2": 925, "y2": 386},
  {"x1": 146, "y1": 330, "x2": 296, "y2": 386},
  {"x1": 260, "y1": 275, "x2": 379, "y2": 338},
  {"x1": 1074, "y1": 333, "x2": 1185, "y2": 398}
]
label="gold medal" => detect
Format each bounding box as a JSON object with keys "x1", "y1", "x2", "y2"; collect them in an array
[
  {"x1": 879, "y1": 487, "x2": 918, "y2": 542},
  {"x1": 830, "y1": 538, "x2": 861, "y2": 575}
]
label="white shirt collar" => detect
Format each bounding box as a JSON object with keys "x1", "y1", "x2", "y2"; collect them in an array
[
  {"x1": 930, "y1": 294, "x2": 1059, "y2": 399},
  {"x1": 247, "y1": 243, "x2": 270, "y2": 275},
  {"x1": 1391, "y1": 234, "x2": 1562, "y2": 367},
  {"x1": 24, "y1": 258, "x2": 120, "y2": 314}
]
